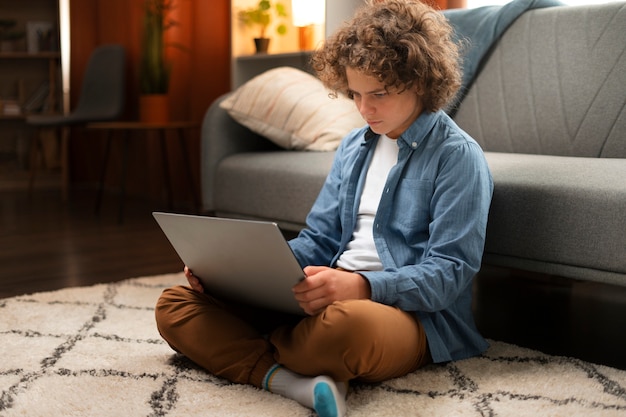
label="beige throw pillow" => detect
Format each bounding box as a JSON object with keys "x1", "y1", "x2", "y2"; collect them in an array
[{"x1": 220, "y1": 67, "x2": 364, "y2": 151}]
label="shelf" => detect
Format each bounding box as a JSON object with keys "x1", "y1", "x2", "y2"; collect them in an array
[
  {"x1": 0, "y1": 113, "x2": 58, "y2": 121},
  {"x1": 0, "y1": 115, "x2": 26, "y2": 121},
  {"x1": 0, "y1": 52, "x2": 61, "y2": 59},
  {"x1": 232, "y1": 50, "x2": 314, "y2": 88},
  {"x1": 235, "y1": 50, "x2": 313, "y2": 61}
]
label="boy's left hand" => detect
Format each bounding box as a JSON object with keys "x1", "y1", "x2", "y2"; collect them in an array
[{"x1": 293, "y1": 266, "x2": 372, "y2": 315}]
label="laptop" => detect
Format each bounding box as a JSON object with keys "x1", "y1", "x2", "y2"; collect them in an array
[{"x1": 153, "y1": 212, "x2": 305, "y2": 315}]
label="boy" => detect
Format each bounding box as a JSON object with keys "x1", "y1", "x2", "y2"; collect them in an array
[{"x1": 155, "y1": 1, "x2": 493, "y2": 416}]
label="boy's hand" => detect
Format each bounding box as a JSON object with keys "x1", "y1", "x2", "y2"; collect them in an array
[
  {"x1": 292, "y1": 266, "x2": 371, "y2": 315},
  {"x1": 184, "y1": 266, "x2": 204, "y2": 293}
]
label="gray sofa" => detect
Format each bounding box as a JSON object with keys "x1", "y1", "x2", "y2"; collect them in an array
[{"x1": 200, "y1": 2, "x2": 626, "y2": 289}]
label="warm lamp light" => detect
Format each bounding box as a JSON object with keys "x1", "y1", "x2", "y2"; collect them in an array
[{"x1": 291, "y1": 0, "x2": 325, "y2": 51}]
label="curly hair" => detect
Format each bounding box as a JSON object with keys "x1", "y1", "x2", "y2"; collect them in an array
[{"x1": 311, "y1": 0, "x2": 461, "y2": 112}]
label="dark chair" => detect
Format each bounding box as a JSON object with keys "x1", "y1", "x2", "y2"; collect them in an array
[{"x1": 27, "y1": 44, "x2": 126, "y2": 200}]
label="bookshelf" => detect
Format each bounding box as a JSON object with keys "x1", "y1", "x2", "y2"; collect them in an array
[
  {"x1": 0, "y1": 51, "x2": 61, "y2": 119},
  {"x1": 0, "y1": 0, "x2": 63, "y2": 164}
]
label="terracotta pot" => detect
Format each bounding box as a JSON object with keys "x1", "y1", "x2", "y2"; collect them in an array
[
  {"x1": 254, "y1": 38, "x2": 270, "y2": 54},
  {"x1": 139, "y1": 94, "x2": 170, "y2": 124}
]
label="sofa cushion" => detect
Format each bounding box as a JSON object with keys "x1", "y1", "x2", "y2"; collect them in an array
[
  {"x1": 483, "y1": 152, "x2": 626, "y2": 286},
  {"x1": 454, "y1": 2, "x2": 626, "y2": 158},
  {"x1": 219, "y1": 67, "x2": 364, "y2": 151},
  {"x1": 215, "y1": 148, "x2": 626, "y2": 286},
  {"x1": 214, "y1": 150, "x2": 335, "y2": 231}
]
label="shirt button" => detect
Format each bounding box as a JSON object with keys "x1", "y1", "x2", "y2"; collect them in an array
[{"x1": 411, "y1": 142, "x2": 418, "y2": 148}]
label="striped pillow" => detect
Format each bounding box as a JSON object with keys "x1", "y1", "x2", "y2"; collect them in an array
[{"x1": 219, "y1": 67, "x2": 364, "y2": 151}]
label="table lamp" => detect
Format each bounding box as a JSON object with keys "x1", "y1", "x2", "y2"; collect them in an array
[{"x1": 291, "y1": 0, "x2": 325, "y2": 51}]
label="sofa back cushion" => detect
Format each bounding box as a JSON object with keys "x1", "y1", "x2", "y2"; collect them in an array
[
  {"x1": 219, "y1": 67, "x2": 364, "y2": 152},
  {"x1": 453, "y1": 2, "x2": 626, "y2": 158}
]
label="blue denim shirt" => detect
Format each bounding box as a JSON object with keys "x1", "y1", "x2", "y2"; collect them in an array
[{"x1": 289, "y1": 110, "x2": 493, "y2": 363}]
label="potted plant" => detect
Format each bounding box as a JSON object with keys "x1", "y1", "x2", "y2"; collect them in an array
[
  {"x1": 238, "y1": 0, "x2": 288, "y2": 53},
  {"x1": 138, "y1": 0, "x2": 178, "y2": 123},
  {"x1": 0, "y1": 19, "x2": 25, "y2": 52}
]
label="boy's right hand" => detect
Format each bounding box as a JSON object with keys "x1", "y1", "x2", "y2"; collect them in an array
[{"x1": 184, "y1": 266, "x2": 204, "y2": 293}]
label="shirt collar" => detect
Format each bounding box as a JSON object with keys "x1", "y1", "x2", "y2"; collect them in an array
[
  {"x1": 364, "y1": 127, "x2": 379, "y2": 143},
  {"x1": 360, "y1": 111, "x2": 442, "y2": 150},
  {"x1": 397, "y1": 110, "x2": 441, "y2": 150}
]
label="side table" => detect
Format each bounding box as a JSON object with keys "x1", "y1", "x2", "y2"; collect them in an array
[{"x1": 87, "y1": 121, "x2": 200, "y2": 223}]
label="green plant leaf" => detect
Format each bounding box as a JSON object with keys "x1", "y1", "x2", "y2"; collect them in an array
[
  {"x1": 139, "y1": 0, "x2": 185, "y2": 94},
  {"x1": 238, "y1": 1, "x2": 289, "y2": 39},
  {"x1": 259, "y1": 0, "x2": 271, "y2": 11},
  {"x1": 276, "y1": 3, "x2": 287, "y2": 17}
]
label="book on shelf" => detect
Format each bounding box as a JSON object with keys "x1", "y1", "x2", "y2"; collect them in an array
[{"x1": 22, "y1": 81, "x2": 50, "y2": 114}]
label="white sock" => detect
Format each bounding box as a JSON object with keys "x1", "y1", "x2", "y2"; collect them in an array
[{"x1": 263, "y1": 364, "x2": 348, "y2": 417}]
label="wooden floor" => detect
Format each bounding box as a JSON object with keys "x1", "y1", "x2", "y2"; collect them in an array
[{"x1": 0, "y1": 185, "x2": 185, "y2": 299}]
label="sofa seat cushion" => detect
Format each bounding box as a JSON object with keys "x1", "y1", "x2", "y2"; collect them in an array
[
  {"x1": 214, "y1": 149, "x2": 626, "y2": 286},
  {"x1": 214, "y1": 151, "x2": 335, "y2": 231},
  {"x1": 484, "y1": 152, "x2": 626, "y2": 286}
]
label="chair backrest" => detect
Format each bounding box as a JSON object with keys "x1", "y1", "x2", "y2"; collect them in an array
[{"x1": 72, "y1": 44, "x2": 126, "y2": 122}]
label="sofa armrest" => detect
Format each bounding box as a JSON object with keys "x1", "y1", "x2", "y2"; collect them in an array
[{"x1": 200, "y1": 93, "x2": 280, "y2": 212}]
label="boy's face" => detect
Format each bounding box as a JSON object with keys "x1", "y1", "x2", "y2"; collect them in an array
[{"x1": 346, "y1": 67, "x2": 423, "y2": 139}]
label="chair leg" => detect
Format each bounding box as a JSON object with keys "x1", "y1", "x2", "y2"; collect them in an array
[
  {"x1": 28, "y1": 129, "x2": 45, "y2": 197},
  {"x1": 28, "y1": 127, "x2": 68, "y2": 200},
  {"x1": 117, "y1": 131, "x2": 130, "y2": 224},
  {"x1": 159, "y1": 130, "x2": 173, "y2": 210},
  {"x1": 60, "y1": 126, "x2": 70, "y2": 201},
  {"x1": 176, "y1": 128, "x2": 200, "y2": 212},
  {"x1": 95, "y1": 130, "x2": 113, "y2": 216}
]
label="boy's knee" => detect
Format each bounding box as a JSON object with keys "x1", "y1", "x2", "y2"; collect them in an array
[
  {"x1": 155, "y1": 286, "x2": 194, "y2": 331},
  {"x1": 321, "y1": 300, "x2": 413, "y2": 348},
  {"x1": 156, "y1": 285, "x2": 184, "y2": 312},
  {"x1": 318, "y1": 300, "x2": 381, "y2": 342},
  {"x1": 155, "y1": 285, "x2": 201, "y2": 352},
  {"x1": 323, "y1": 299, "x2": 377, "y2": 324}
]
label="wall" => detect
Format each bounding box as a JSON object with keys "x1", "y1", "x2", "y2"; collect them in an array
[
  {"x1": 325, "y1": 0, "x2": 466, "y2": 37},
  {"x1": 69, "y1": 0, "x2": 230, "y2": 205}
]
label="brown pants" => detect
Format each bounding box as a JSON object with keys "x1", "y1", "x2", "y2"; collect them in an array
[{"x1": 155, "y1": 285, "x2": 430, "y2": 388}]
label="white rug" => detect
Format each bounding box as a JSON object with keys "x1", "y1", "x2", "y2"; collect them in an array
[{"x1": 1, "y1": 273, "x2": 625, "y2": 417}]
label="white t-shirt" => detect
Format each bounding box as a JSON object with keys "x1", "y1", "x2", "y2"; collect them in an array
[{"x1": 336, "y1": 134, "x2": 398, "y2": 271}]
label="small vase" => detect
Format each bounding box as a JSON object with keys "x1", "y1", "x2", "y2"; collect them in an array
[
  {"x1": 139, "y1": 94, "x2": 169, "y2": 124},
  {"x1": 254, "y1": 38, "x2": 270, "y2": 54}
]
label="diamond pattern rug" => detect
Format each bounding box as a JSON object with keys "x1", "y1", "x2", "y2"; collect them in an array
[{"x1": 1, "y1": 273, "x2": 625, "y2": 416}]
